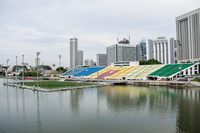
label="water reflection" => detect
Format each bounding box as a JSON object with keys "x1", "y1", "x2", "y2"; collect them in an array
[
  {"x1": 36, "y1": 91, "x2": 42, "y2": 133},
  {"x1": 99, "y1": 86, "x2": 200, "y2": 133},
  {"x1": 0, "y1": 79, "x2": 200, "y2": 133},
  {"x1": 6, "y1": 86, "x2": 10, "y2": 115},
  {"x1": 99, "y1": 86, "x2": 148, "y2": 112},
  {"x1": 70, "y1": 89, "x2": 83, "y2": 116},
  {"x1": 176, "y1": 90, "x2": 200, "y2": 133}
]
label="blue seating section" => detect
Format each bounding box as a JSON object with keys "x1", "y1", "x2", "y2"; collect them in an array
[
  {"x1": 61, "y1": 67, "x2": 86, "y2": 77},
  {"x1": 61, "y1": 66, "x2": 105, "y2": 77},
  {"x1": 74, "y1": 66, "x2": 105, "y2": 77}
]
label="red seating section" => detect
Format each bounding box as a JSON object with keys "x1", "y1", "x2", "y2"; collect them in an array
[{"x1": 97, "y1": 70, "x2": 120, "y2": 79}]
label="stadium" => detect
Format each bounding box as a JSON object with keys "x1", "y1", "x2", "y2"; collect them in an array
[{"x1": 61, "y1": 63, "x2": 200, "y2": 81}]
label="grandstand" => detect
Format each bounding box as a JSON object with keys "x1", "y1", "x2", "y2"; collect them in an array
[
  {"x1": 61, "y1": 66, "x2": 105, "y2": 78},
  {"x1": 87, "y1": 66, "x2": 113, "y2": 79},
  {"x1": 61, "y1": 63, "x2": 199, "y2": 81},
  {"x1": 147, "y1": 63, "x2": 198, "y2": 80},
  {"x1": 108, "y1": 66, "x2": 138, "y2": 80},
  {"x1": 74, "y1": 66, "x2": 105, "y2": 77},
  {"x1": 87, "y1": 66, "x2": 124, "y2": 79},
  {"x1": 125, "y1": 65, "x2": 163, "y2": 80},
  {"x1": 61, "y1": 67, "x2": 86, "y2": 77},
  {"x1": 97, "y1": 66, "x2": 123, "y2": 79}
]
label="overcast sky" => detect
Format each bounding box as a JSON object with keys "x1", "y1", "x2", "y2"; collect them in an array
[{"x1": 0, "y1": 0, "x2": 200, "y2": 67}]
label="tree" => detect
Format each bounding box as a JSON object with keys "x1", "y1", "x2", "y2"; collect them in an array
[
  {"x1": 19, "y1": 71, "x2": 42, "y2": 77},
  {"x1": 139, "y1": 59, "x2": 161, "y2": 65},
  {"x1": 56, "y1": 67, "x2": 68, "y2": 73}
]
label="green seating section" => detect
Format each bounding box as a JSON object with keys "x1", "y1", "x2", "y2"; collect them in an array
[
  {"x1": 126, "y1": 65, "x2": 163, "y2": 79},
  {"x1": 148, "y1": 64, "x2": 193, "y2": 78}
]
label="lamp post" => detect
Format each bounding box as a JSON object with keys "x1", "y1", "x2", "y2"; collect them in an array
[
  {"x1": 177, "y1": 40, "x2": 183, "y2": 80},
  {"x1": 36, "y1": 52, "x2": 41, "y2": 88},
  {"x1": 6, "y1": 59, "x2": 9, "y2": 85},
  {"x1": 59, "y1": 55, "x2": 62, "y2": 68},
  {"x1": 16, "y1": 56, "x2": 18, "y2": 84},
  {"x1": 22, "y1": 54, "x2": 25, "y2": 86}
]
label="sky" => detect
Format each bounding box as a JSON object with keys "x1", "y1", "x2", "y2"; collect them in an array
[{"x1": 0, "y1": 0, "x2": 200, "y2": 67}]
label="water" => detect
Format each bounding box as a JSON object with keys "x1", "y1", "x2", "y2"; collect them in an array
[{"x1": 0, "y1": 79, "x2": 200, "y2": 133}]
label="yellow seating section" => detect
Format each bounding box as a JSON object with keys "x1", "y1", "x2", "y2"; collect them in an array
[
  {"x1": 126, "y1": 65, "x2": 164, "y2": 80},
  {"x1": 87, "y1": 66, "x2": 113, "y2": 79},
  {"x1": 108, "y1": 66, "x2": 139, "y2": 80},
  {"x1": 87, "y1": 66, "x2": 123, "y2": 79},
  {"x1": 87, "y1": 65, "x2": 165, "y2": 80}
]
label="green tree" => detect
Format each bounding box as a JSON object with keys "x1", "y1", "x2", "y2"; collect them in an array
[
  {"x1": 139, "y1": 59, "x2": 161, "y2": 65},
  {"x1": 19, "y1": 71, "x2": 42, "y2": 77},
  {"x1": 56, "y1": 67, "x2": 68, "y2": 73}
]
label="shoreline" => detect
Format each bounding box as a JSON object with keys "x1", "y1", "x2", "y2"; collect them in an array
[
  {"x1": 2, "y1": 78, "x2": 200, "y2": 92},
  {"x1": 65, "y1": 78, "x2": 200, "y2": 87},
  {"x1": 4, "y1": 82, "x2": 106, "y2": 92}
]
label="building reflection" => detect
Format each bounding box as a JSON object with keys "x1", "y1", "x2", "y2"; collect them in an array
[
  {"x1": 70, "y1": 89, "x2": 83, "y2": 115},
  {"x1": 176, "y1": 89, "x2": 200, "y2": 133},
  {"x1": 33, "y1": 91, "x2": 42, "y2": 133},
  {"x1": 6, "y1": 86, "x2": 10, "y2": 115},
  {"x1": 99, "y1": 86, "x2": 200, "y2": 133}
]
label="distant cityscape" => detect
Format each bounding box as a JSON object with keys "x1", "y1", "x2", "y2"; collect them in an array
[
  {"x1": 0, "y1": 8, "x2": 200, "y2": 75},
  {"x1": 69, "y1": 8, "x2": 200, "y2": 68}
]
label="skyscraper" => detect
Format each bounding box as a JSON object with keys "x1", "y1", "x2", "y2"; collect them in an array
[
  {"x1": 176, "y1": 8, "x2": 200, "y2": 63},
  {"x1": 84, "y1": 59, "x2": 95, "y2": 66},
  {"x1": 107, "y1": 38, "x2": 136, "y2": 65},
  {"x1": 77, "y1": 50, "x2": 83, "y2": 66},
  {"x1": 136, "y1": 39, "x2": 154, "y2": 61},
  {"x1": 70, "y1": 38, "x2": 78, "y2": 68},
  {"x1": 153, "y1": 37, "x2": 176, "y2": 64},
  {"x1": 96, "y1": 54, "x2": 107, "y2": 66}
]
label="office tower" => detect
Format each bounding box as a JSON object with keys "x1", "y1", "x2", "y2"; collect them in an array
[
  {"x1": 170, "y1": 38, "x2": 177, "y2": 64},
  {"x1": 77, "y1": 50, "x2": 83, "y2": 66},
  {"x1": 176, "y1": 8, "x2": 200, "y2": 63},
  {"x1": 153, "y1": 37, "x2": 176, "y2": 64},
  {"x1": 85, "y1": 59, "x2": 95, "y2": 66},
  {"x1": 70, "y1": 38, "x2": 78, "y2": 68},
  {"x1": 96, "y1": 54, "x2": 107, "y2": 66},
  {"x1": 136, "y1": 39, "x2": 154, "y2": 61},
  {"x1": 107, "y1": 38, "x2": 136, "y2": 65}
]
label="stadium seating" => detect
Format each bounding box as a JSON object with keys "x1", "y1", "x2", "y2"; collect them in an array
[
  {"x1": 126, "y1": 65, "x2": 164, "y2": 80},
  {"x1": 61, "y1": 64, "x2": 195, "y2": 80},
  {"x1": 108, "y1": 66, "x2": 139, "y2": 79},
  {"x1": 148, "y1": 64, "x2": 194, "y2": 78},
  {"x1": 61, "y1": 67, "x2": 86, "y2": 77},
  {"x1": 97, "y1": 66, "x2": 123, "y2": 79},
  {"x1": 134, "y1": 65, "x2": 164, "y2": 79},
  {"x1": 74, "y1": 66, "x2": 105, "y2": 77},
  {"x1": 87, "y1": 66, "x2": 114, "y2": 79}
]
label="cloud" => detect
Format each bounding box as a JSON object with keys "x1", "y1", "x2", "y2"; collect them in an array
[{"x1": 0, "y1": 0, "x2": 200, "y2": 66}]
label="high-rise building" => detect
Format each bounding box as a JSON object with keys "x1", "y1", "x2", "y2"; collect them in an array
[
  {"x1": 153, "y1": 37, "x2": 177, "y2": 64},
  {"x1": 107, "y1": 38, "x2": 136, "y2": 65},
  {"x1": 96, "y1": 54, "x2": 107, "y2": 66},
  {"x1": 70, "y1": 38, "x2": 84, "y2": 68},
  {"x1": 176, "y1": 8, "x2": 200, "y2": 63},
  {"x1": 169, "y1": 38, "x2": 177, "y2": 64},
  {"x1": 70, "y1": 38, "x2": 78, "y2": 68},
  {"x1": 85, "y1": 59, "x2": 96, "y2": 66},
  {"x1": 77, "y1": 50, "x2": 83, "y2": 66},
  {"x1": 136, "y1": 39, "x2": 154, "y2": 61}
]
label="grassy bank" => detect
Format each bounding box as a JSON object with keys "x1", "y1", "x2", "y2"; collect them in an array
[
  {"x1": 192, "y1": 78, "x2": 200, "y2": 82},
  {"x1": 24, "y1": 81, "x2": 94, "y2": 89}
]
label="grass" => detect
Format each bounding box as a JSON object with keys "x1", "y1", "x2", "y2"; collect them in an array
[
  {"x1": 24, "y1": 80, "x2": 94, "y2": 89},
  {"x1": 192, "y1": 78, "x2": 200, "y2": 82}
]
